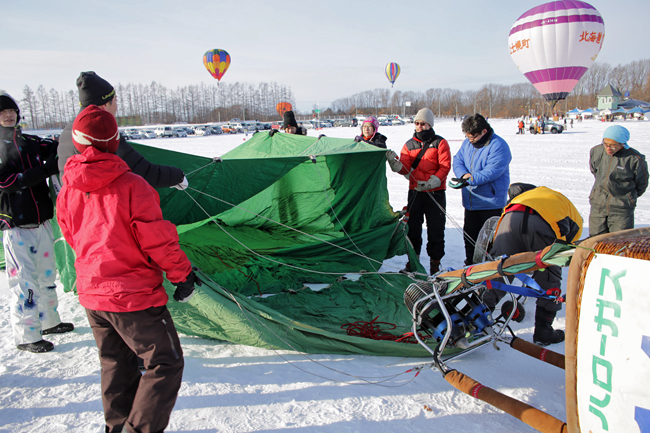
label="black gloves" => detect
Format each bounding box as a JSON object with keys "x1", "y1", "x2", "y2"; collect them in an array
[
  {"x1": 42, "y1": 152, "x2": 59, "y2": 177},
  {"x1": 354, "y1": 136, "x2": 362, "y2": 142},
  {"x1": 448, "y1": 177, "x2": 470, "y2": 189},
  {"x1": 172, "y1": 269, "x2": 202, "y2": 302},
  {"x1": 269, "y1": 129, "x2": 279, "y2": 137}
]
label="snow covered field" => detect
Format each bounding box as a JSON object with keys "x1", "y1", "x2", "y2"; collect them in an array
[{"x1": 1, "y1": 117, "x2": 648, "y2": 432}]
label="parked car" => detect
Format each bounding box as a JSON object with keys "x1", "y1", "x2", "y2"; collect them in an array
[
  {"x1": 241, "y1": 121, "x2": 262, "y2": 132},
  {"x1": 155, "y1": 126, "x2": 174, "y2": 138},
  {"x1": 529, "y1": 119, "x2": 564, "y2": 134},
  {"x1": 228, "y1": 123, "x2": 244, "y2": 133},
  {"x1": 142, "y1": 129, "x2": 156, "y2": 139},
  {"x1": 208, "y1": 126, "x2": 223, "y2": 135},
  {"x1": 173, "y1": 127, "x2": 188, "y2": 138},
  {"x1": 194, "y1": 126, "x2": 207, "y2": 136},
  {"x1": 129, "y1": 130, "x2": 145, "y2": 139},
  {"x1": 334, "y1": 119, "x2": 353, "y2": 127}
]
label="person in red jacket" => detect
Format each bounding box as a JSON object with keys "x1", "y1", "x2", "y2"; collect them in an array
[
  {"x1": 386, "y1": 108, "x2": 451, "y2": 274},
  {"x1": 56, "y1": 105, "x2": 201, "y2": 433}
]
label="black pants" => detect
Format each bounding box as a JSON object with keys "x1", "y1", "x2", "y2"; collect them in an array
[
  {"x1": 483, "y1": 211, "x2": 562, "y2": 313},
  {"x1": 406, "y1": 189, "x2": 446, "y2": 260},
  {"x1": 86, "y1": 305, "x2": 184, "y2": 433},
  {"x1": 463, "y1": 208, "x2": 503, "y2": 265}
]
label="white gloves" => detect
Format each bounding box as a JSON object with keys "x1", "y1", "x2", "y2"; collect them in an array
[
  {"x1": 416, "y1": 175, "x2": 441, "y2": 191},
  {"x1": 386, "y1": 150, "x2": 403, "y2": 173},
  {"x1": 172, "y1": 176, "x2": 189, "y2": 190}
]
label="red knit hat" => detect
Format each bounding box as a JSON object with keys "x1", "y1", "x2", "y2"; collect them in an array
[{"x1": 72, "y1": 105, "x2": 120, "y2": 154}]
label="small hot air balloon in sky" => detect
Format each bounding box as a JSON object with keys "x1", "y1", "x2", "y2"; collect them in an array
[
  {"x1": 276, "y1": 102, "x2": 292, "y2": 116},
  {"x1": 508, "y1": 1, "x2": 605, "y2": 108},
  {"x1": 385, "y1": 62, "x2": 400, "y2": 88},
  {"x1": 203, "y1": 49, "x2": 231, "y2": 83}
]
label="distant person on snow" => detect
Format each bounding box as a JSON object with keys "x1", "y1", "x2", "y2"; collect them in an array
[
  {"x1": 57, "y1": 106, "x2": 201, "y2": 433},
  {"x1": 58, "y1": 71, "x2": 188, "y2": 190},
  {"x1": 482, "y1": 183, "x2": 583, "y2": 346},
  {"x1": 282, "y1": 110, "x2": 308, "y2": 135},
  {"x1": 451, "y1": 113, "x2": 512, "y2": 266},
  {"x1": 0, "y1": 93, "x2": 74, "y2": 353},
  {"x1": 588, "y1": 125, "x2": 648, "y2": 236},
  {"x1": 386, "y1": 108, "x2": 451, "y2": 274},
  {"x1": 517, "y1": 119, "x2": 524, "y2": 135},
  {"x1": 354, "y1": 116, "x2": 387, "y2": 148}
]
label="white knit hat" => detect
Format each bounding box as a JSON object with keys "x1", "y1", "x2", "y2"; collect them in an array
[{"x1": 414, "y1": 108, "x2": 434, "y2": 127}]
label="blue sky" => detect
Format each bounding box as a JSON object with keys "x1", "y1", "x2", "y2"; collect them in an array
[{"x1": 3, "y1": 0, "x2": 649, "y2": 113}]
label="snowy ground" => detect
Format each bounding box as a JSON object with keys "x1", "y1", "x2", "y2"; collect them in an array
[{"x1": 1, "y1": 118, "x2": 648, "y2": 432}]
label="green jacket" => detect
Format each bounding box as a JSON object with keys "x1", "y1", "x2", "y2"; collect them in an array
[{"x1": 589, "y1": 144, "x2": 649, "y2": 213}]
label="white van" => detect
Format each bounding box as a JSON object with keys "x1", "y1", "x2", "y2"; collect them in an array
[{"x1": 155, "y1": 126, "x2": 174, "y2": 138}]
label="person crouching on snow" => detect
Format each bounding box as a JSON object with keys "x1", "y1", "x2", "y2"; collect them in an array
[
  {"x1": 354, "y1": 116, "x2": 387, "y2": 148},
  {"x1": 483, "y1": 183, "x2": 583, "y2": 346},
  {"x1": 0, "y1": 92, "x2": 74, "y2": 354},
  {"x1": 56, "y1": 105, "x2": 202, "y2": 433}
]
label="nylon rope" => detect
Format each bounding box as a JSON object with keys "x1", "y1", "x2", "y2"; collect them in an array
[
  {"x1": 422, "y1": 190, "x2": 492, "y2": 260},
  {"x1": 311, "y1": 159, "x2": 406, "y2": 288},
  {"x1": 182, "y1": 187, "x2": 427, "y2": 279},
  {"x1": 197, "y1": 270, "x2": 422, "y2": 387}
]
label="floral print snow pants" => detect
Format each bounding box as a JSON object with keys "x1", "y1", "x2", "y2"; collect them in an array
[{"x1": 4, "y1": 221, "x2": 61, "y2": 345}]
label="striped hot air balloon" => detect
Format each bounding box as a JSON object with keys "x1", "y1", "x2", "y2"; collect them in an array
[
  {"x1": 385, "y1": 63, "x2": 400, "y2": 88},
  {"x1": 508, "y1": 1, "x2": 605, "y2": 108}
]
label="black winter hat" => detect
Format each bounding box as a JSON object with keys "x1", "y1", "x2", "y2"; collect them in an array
[
  {"x1": 0, "y1": 93, "x2": 20, "y2": 125},
  {"x1": 283, "y1": 110, "x2": 298, "y2": 129},
  {"x1": 76, "y1": 71, "x2": 115, "y2": 108}
]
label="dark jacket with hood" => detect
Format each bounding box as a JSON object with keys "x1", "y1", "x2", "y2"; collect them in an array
[
  {"x1": 357, "y1": 132, "x2": 387, "y2": 149},
  {"x1": 58, "y1": 119, "x2": 184, "y2": 188},
  {"x1": 0, "y1": 125, "x2": 57, "y2": 230}
]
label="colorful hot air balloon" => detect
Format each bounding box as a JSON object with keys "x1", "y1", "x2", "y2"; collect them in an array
[
  {"x1": 508, "y1": 1, "x2": 605, "y2": 108},
  {"x1": 385, "y1": 63, "x2": 400, "y2": 88},
  {"x1": 276, "y1": 102, "x2": 292, "y2": 117},
  {"x1": 203, "y1": 49, "x2": 231, "y2": 82}
]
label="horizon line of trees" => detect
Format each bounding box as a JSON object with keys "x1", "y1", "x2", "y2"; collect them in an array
[
  {"x1": 328, "y1": 59, "x2": 650, "y2": 120},
  {"x1": 10, "y1": 58, "x2": 650, "y2": 130},
  {"x1": 17, "y1": 81, "x2": 296, "y2": 130}
]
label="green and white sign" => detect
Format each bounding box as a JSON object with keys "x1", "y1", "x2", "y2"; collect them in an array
[{"x1": 577, "y1": 254, "x2": 650, "y2": 432}]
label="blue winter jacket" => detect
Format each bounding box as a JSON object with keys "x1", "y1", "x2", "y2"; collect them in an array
[{"x1": 452, "y1": 131, "x2": 512, "y2": 210}]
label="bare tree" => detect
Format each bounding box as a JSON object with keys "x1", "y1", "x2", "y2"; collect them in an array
[{"x1": 21, "y1": 85, "x2": 38, "y2": 128}]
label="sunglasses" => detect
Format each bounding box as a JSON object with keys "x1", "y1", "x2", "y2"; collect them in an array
[
  {"x1": 414, "y1": 121, "x2": 428, "y2": 126},
  {"x1": 602, "y1": 140, "x2": 622, "y2": 149}
]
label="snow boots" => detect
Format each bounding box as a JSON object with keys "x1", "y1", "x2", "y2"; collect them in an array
[
  {"x1": 400, "y1": 256, "x2": 419, "y2": 273},
  {"x1": 533, "y1": 307, "x2": 565, "y2": 346},
  {"x1": 42, "y1": 322, "x2": 74, "y2": 335},
  {"x1": 430, "y1": 259, "x2": 440, "y2": 275},
  {"x1": 17, "y1": 339, "x2": 54, "y2": 353}
]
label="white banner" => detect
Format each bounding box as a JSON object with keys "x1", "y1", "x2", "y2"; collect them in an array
[{"x1": 577, "y1": 254, "x2": 650, "y2": 432}]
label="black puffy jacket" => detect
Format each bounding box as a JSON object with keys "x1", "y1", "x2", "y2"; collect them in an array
[
  {"x1": 58, "y1": 120, "x2": 184, "y2": 188},
  {"x1": 0, "y1": 126, "x2": 57, "y2": 230}
]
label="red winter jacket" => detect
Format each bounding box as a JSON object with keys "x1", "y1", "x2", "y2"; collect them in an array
[
  {"x1": 398, "y1": 133, "x2": 451, "y2": 191},
  {"x1": 57, "y1": 147, "x2": 192, "y2": 313}
]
